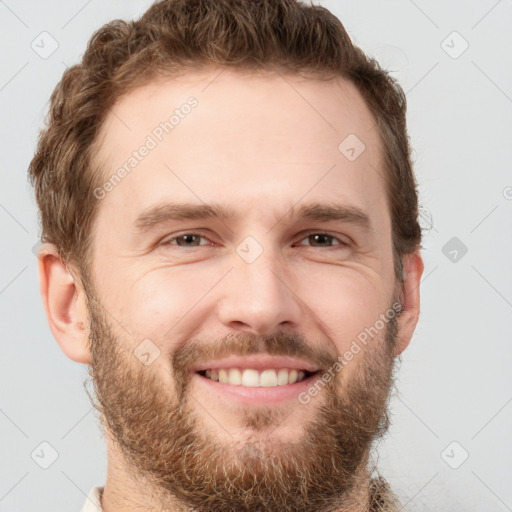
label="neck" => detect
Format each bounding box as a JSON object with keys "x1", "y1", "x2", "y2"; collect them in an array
[{"x1": 100, "y1": 432, "x2": 187, "y2": 512}]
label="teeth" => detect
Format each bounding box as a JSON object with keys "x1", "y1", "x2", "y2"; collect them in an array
[
  {"x1": 241, "y1": 369, "x2": 259, "y2": 387},
  {"x1": 202, "y1": 368, "x2": 311, "y2": 387},
  {"x1": 228, "y1": 368, "x2": 242, "y2": 385},
  {"x1": 260, "y1": 369, "x2": 277, "y2": 387},
  {"x1": 277, "y1": 368, "x2": 289, "y2": 385}
]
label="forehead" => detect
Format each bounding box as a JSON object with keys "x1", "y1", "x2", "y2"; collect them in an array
[{"x1": 93, "y1": 67, "x2": 387, "y2": 229}]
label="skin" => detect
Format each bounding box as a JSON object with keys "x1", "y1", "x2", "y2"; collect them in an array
[{"x1": 37, "y1": 67, "x2": 423, "y2": 511}]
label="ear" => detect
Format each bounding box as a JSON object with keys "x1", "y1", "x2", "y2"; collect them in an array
[
  {"x1": 37, "y1": 242, "x2": 91, "y2": 364},
  {"x1": 394, "y1": 250, "x2": 424, "y2": 356}
]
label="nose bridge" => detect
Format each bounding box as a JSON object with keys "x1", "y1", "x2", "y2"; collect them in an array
[
  {"x1": 240, "y1": 242, "x2": 284, "y2": 299},
  {"x1": 217, "y1": 234, "x2": 302, "y2": 335}
]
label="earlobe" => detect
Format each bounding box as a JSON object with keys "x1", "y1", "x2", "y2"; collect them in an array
[
  {"x1": 37, "y1": 243, "x2": 91, "y2": 364},
  {"x1": 394, "y1": 250, "x2": 424, "y2": 356}
]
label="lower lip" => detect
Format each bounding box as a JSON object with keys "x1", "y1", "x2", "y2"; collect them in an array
[{"x1": 192, "y1": 372, "x2": 321, "y2": 405}]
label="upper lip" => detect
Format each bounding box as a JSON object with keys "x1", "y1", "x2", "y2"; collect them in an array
[{"x1": 190, "y1": 355, "x2": 321, "y2": 373}]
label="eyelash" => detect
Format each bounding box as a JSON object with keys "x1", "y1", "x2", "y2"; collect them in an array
[{"x1": 160, "y1": 231, "x2": 350, "y2": 249}]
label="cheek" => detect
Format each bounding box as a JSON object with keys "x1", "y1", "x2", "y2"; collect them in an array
[
  {"x1": 125, "y1": 272, "x2": 203, "y2": 342},
  {"x1": 93, "y1": 265, "x2": 200, "y2": 353},
  {"x1": 102, "y1": 259, "x2": 391, "y2": 360},
  {"x1": 295, "y1": 268, "x2": 388, "y2": 348}
]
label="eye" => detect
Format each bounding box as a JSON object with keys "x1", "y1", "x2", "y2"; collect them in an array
[
  {"x1": 160, "y1": 231, "x2": 350, "y2": 250},
  {"x1": 161, "y1": 232, "x2": 213, "y2": 248},
  {"x1": 295, "y1": 232, "x2": 349, "y2": 248}
]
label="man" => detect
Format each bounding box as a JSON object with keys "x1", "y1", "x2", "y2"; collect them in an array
[{"x1": 29, "y1": 0, "x2": 424, "y2": 510}]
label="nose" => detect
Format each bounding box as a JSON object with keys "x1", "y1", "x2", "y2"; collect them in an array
[{"x1": 216, "y1": 247, "x2": 303, "y2": 336}]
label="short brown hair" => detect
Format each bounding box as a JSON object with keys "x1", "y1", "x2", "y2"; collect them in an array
[{"x1": 28, "y1": 0, "x2": 421, "y2": 284}]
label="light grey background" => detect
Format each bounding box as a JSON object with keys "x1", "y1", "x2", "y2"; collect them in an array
[{"x1": 1, "y1": 1, "x2": 511, "y2": 511}]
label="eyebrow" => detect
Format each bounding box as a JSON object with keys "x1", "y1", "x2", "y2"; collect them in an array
[{"x1": 133, "y1": 201, "x2": 372, "y2": 233}]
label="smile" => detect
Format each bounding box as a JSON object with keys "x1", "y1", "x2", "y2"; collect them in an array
[{"x1": 198, "y1": 367, "x2": 317, "y2": 387}]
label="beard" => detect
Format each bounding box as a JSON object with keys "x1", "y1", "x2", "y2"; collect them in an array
[{"x1": 85, "y1": 291, "x2": 399, "y2": 512}]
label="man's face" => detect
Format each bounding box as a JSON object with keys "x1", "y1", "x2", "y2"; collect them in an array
[{"x1": 85, "y1": 68, "x2": 401, "y2": 510}]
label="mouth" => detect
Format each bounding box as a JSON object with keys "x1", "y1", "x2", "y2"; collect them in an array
[
  {"x1": 191, "y1": 356, "x2": 323, "y2": 405},
  {"x1": 189, "y1": 355, "x2": 323, "y2": 404},
  {"x1": 196, "y1": 367, "x2": 318, "y2": 387}
]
